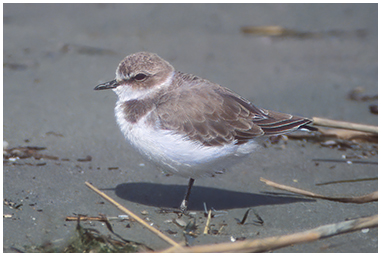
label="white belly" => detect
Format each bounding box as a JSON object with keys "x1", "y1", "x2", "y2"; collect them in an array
[{"x1": 115, "y1": 103, "x2": 259, "y2": 178}]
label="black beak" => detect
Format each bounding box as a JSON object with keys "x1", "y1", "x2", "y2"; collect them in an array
[{"x1": 94, "y1": 79, "x2": 119, "y2": 90}]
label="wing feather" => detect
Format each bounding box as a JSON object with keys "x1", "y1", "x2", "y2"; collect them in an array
[{"x1": 154, "y1": 72, "x2": 311, "y2": 146}]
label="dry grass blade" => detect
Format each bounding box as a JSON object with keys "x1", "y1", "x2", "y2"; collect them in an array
[
  {"x1": 287, "y1": 128, "x2": 377, "y2": 143},
  {"x1": 164, "y1": 215, "x2": 377, "y2": 253},
  {"x1": 65, "y1": 215, "x2": 130, "y2": 222},
  {"x1": 203, "y1": 210, "x2": 212, "y2": 234},
  {"x1": 240, "y1": 25, "x2": 293, "y2": 36},
  {"x1": 84, "y1": 182, "x2": 181, "y2": 248},
  {"x1": 312, "y1": 117, "x2": 378, "y2": 134},
  {"x1": 260, "y1": 178, "x2": 378, "y2": 203},
  {"x1": 66, "y1": 216, "x2": 112, "y2": 221},
  {"x1": 313, "y1": 127, "x2": 376, "y2": 142}
]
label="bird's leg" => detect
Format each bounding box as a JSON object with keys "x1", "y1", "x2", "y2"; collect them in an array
[{"x1": 180, "y1": 178, "x2": 195, "y2": 212}]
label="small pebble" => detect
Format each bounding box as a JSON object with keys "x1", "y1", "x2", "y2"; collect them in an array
[
  {"x1": 3, "y1": 214, "x2": 13, "y2": 218},
  {"x1": 321, "y1": 140, "x2": 337, "y2": 147},
  {"x1": 175, "y1": 218, "x2": 186, "y2": 227},
  {"x1": 118, "y1": 215, "x2": 129, "y2": 219},
  {"x1": 369, "y1": 104, "x2": 377, "y2": 115}
]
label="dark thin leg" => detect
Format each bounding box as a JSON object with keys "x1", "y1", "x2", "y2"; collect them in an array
[{"x1": 180, "y1": 178, "x2": 195, "y2": 212}]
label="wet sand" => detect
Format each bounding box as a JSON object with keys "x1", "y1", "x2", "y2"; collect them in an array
[{"x1": 3, "y1": 3, "x2": 377, "y2": 252}]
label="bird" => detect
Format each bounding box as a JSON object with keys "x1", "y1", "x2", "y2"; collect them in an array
[{"x1": 94, "y1": 51, "x2": 314, "y2": 211}]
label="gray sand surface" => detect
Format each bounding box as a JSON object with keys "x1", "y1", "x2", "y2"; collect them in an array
[{"x1": 4, "y1": 3, "x2": 377, "y2": 252}]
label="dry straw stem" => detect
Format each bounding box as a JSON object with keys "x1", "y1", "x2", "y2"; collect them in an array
[
  {"x1": 84, "y1": 182, "x2": 181, "y2": 248},
  {"x1": 164, "y1": 215, "x2": 377, "y2": 253},
  {"x1": 312, "y1": 117, "x2": 378, "y2": 134},
  {"x1": 241, "y1": 25, "x2": 293, "y2": 36},
  {"x1": 203, "y1": 210, "x2": 212, "y2": 235},
  {"x1": 315, "y1": 127, "x2": 376, "y2": 142},
  {"x1": 260, "y1": 178, "x2": 377, "y2": 203},
  {"x1": 287, "y1": 127, "x2": 377, "y2": 143}
]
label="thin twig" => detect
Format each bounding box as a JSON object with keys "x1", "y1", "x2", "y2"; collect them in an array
[
  {"x1": 260, "y1": 178, "x2": 378, "y2": 203},
  {"x1": 164, "y1": 215, "x2": 377, "y2": 252},
  {"x1": 312, "y1": 117, "x2": 378, "y2": 134},
  {"x1": 84, "y1": 182, "x2": 181, "y2": 248}
]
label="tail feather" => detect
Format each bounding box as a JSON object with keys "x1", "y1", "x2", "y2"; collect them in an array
[
  {"x1": 260, "y1": 118, "x2": 312, "y2": 135},
  {"x1": 253, "y1": 109, "x2": 314, "y2": 136}
]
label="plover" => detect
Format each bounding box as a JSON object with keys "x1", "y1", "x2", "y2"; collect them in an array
[{"x1": 94, "y1": 52, "x2": 313, "y2": 211}]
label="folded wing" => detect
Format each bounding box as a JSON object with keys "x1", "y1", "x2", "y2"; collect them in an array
[{"x1": 155, "y1": 73, "x2": 312, "y2": 146}]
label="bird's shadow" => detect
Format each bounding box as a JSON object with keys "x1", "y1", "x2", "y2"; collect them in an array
[{"x1": 105, "y1": 182, "x2": 314, "y2": 211}]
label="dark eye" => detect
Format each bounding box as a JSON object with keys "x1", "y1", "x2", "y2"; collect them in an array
[{"x1": 134, "y1": 73, "x2": 147, "y2": 81}]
